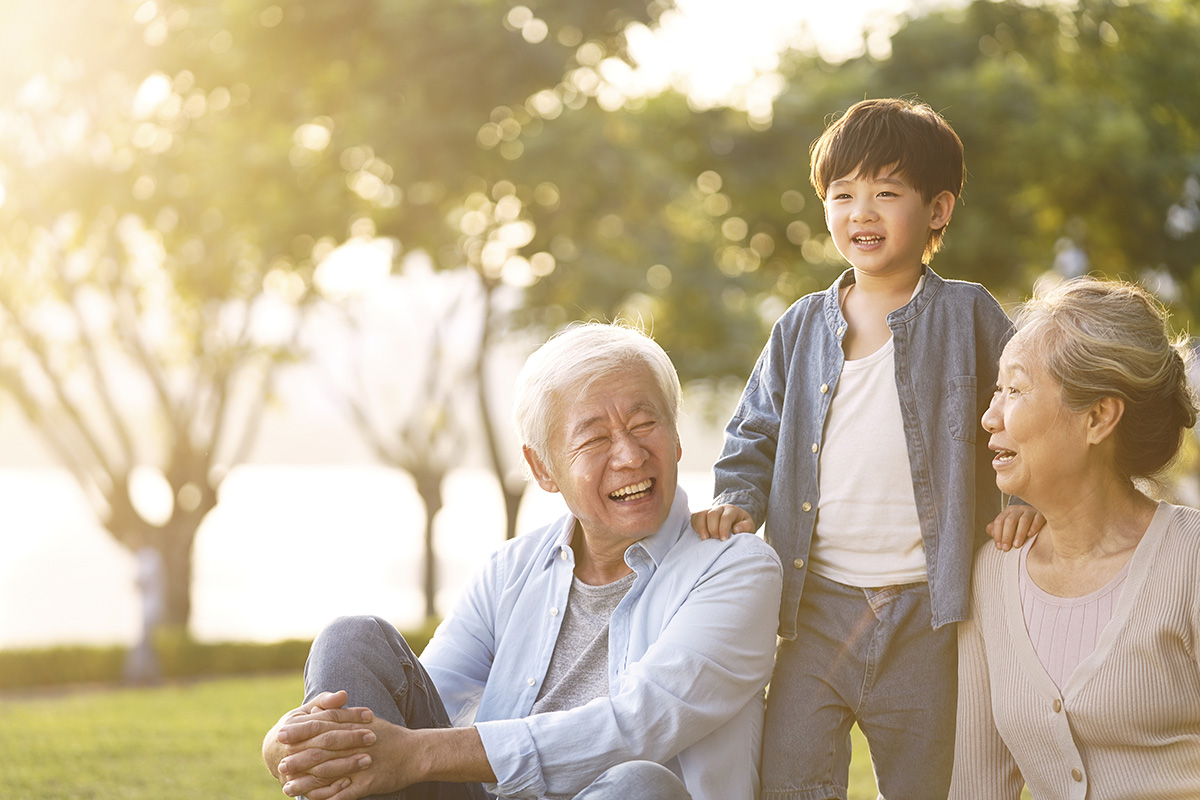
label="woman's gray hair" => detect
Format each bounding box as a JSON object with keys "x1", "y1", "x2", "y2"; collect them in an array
[
  {"x1": 1015, "y1": 276, "x2": 1197, "y2": 481},
  {"x1": 513, "y1": 322, "x2": 682, "y2": 466}
]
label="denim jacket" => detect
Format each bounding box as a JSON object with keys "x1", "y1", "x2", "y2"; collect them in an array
[{"x1": 713, "y1": 267, "x2": 1013, "y2": 637}]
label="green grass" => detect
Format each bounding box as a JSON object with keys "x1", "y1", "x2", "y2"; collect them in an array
[
  {"x1": 1, "y1": 674, "x2": 302, "y2": 800},
  {"x1": 3, "y1": 674, "x2": 1009, "y2": 800}
]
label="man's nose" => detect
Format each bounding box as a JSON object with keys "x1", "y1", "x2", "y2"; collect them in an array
[{"x1": 610, "y1": 431, "x2": 647, "y2": 468}]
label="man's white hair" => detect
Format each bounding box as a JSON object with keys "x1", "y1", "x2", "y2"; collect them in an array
[{"x1": 512, "y1": 322, "x2": 682, "y2": 467}]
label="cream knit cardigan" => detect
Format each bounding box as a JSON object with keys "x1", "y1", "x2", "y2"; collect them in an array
[{"x1": 950, "y1": 501, "x2": 1200, "y2": 800}]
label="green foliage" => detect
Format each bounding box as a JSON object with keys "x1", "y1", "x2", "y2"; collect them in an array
[{"x1": 0, "y1": 620, "x2": 437, "y2": 690}]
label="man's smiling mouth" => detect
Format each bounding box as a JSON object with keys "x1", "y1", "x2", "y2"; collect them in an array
[{"x1": 610, "y1": 479, "x2": 653, "y2": 501}]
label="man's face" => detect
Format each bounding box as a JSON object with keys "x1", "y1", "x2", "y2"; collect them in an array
[{"x1": 525, "y1": 365, "x2": 682, "y2": 553}]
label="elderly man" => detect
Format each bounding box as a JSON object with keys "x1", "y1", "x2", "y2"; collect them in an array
[{"x1": 263, "y1": 323, "x2": 783, "y2": 800}]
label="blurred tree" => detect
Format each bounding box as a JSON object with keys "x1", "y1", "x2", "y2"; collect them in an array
[
  {"x1": 702, "y1": 0, "x2": 1200, "y2": 331},
  {"x1": 0, "y1": 0, "x2": 660, "y2": 628},
  {"x1": 317, "y1": 268, "x2": 475, "y2": 621}
]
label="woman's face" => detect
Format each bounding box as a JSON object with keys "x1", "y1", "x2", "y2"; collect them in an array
[{"x1": 981, "y1": 333, "x2": 1091, "y2": 505}]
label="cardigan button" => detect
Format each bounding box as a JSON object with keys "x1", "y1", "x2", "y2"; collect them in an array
[
  {"x1": 1071, "y1": 768, "x2": 1083, "y2": 782},
  {"x1": 1053, "y1": 699, "x2": 1062, "y2": 713}
]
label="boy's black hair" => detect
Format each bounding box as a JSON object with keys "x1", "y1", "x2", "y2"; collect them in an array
[{"x1": 810, "y1": 98, "x2": 964, "y2": 259}]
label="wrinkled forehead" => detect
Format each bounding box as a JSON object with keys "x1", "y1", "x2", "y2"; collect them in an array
[{"x1": 554, "y1": 366, "x2": 669, "y2": 434}]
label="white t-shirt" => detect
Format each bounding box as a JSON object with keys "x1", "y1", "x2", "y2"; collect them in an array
[{"x1": 809, "y1": 336, "x2": 927, "y2": 586}]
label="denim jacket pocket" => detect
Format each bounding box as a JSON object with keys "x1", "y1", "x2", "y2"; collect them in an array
[{"x1": 946, "y1": 375, "x2": 978, "y2": 443}]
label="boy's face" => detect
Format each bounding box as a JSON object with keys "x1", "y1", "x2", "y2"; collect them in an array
[{"x1": 823, "y1": 165, "x2": 954, "y2": 281}]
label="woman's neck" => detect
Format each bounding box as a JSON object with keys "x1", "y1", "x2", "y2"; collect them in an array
[{"x1": 1027, "y1": 479, "x2": 1156, "y2": 596}]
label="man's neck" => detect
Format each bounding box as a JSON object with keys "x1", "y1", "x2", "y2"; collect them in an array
[{"x1": 572, "y1": 524, "x2": 636, "y2": 585}]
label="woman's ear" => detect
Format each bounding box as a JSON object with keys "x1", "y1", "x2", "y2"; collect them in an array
[
  {"x1": 1086, "y1": 396, "x2": 1125, "y2": 445},
  {"x1": 523, "y1": 445, "x2": 559, "y2": 493}
]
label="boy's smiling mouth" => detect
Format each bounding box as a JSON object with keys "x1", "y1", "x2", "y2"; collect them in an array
[{"x1": 610, "y1": 479, "x2": 653, "y2": 501}]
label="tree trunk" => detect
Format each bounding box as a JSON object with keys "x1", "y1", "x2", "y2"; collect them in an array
[
  {"x1": 413, "y1": 470, "x2": 444, "y2": 621},
  {"x1": 472, "y1": 279, "x2": 524, "y2": 540},
  {"x1": 158, "y1": 522, "x2": 196, "y2": 629}
]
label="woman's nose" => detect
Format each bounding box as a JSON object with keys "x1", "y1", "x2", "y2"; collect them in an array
[{"x1": 981, "y1": 394, "x2": 1002, "y2": 433}]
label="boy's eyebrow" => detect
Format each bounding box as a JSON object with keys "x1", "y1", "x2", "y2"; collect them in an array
[{"x1": 828, "y1": 174, "x2": 909, "y2": 190}]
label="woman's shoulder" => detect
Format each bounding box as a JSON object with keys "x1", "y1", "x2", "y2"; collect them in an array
[{"x1": 1159, "y1": 502, "x2": 1200, "y2": 561}]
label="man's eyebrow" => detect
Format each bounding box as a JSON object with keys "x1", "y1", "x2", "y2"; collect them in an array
[{"x1": 567, "y1": 402, "x2": 660, "y2": 441}]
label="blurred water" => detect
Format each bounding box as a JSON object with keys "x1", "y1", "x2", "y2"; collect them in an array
[{"x1": 0, "y1": 466, "x2": 715, "y2": 649}]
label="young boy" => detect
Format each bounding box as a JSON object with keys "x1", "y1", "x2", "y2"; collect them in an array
[{"x1": 693, "y1": 98, "x2": 1038, "y2": 797}]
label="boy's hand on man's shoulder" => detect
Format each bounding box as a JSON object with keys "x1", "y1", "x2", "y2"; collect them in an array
[
  {"x1": 691, "y1": 505, "x2": 757, "y2": 541},
  {"x1": 986, "y1": 504, "x2": 1045, "y2": 551}
]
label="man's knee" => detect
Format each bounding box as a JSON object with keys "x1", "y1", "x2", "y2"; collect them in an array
[
  {"x1": 307, "y1": 615, "x2": 417, "y2": 678},
  {"x1": 576, "y1": 761, "x2": 691, "y2": 800}
]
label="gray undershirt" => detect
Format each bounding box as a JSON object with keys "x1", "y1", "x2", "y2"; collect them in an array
[{"x1": 531, "y1": 571, "x2": 636, "y2": 716}]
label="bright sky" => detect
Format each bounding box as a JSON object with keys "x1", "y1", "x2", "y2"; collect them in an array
[{"x1": 624, "y1": 0, "x2": 925, "y2": 118}]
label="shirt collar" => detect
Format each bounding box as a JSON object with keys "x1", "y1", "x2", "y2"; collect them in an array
[{"x1": 544, "y1": 485, "x2": 691, "y2": 570}]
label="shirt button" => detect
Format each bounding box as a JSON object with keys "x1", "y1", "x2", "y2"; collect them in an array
[
  {"x1": 560, "y1": 550, "x2": 569, "y2": 560},
  {"x1": 793, "y1": 559, "x2": 805, "y2": 570},
  {"x1": 820, "y1": 383, "x2": 829, "y2": 394},
  {"x1": 1053, "y1": 699, "x2": 1062, "y2": 713},
  {"x1": 550, "y1": 607, "x2": 559, "y2": 616},
  {"x1": 811, "y1": 443, "x2": 819, "y2": 453},
  {"x1": 837, "y1": 325, "x2": 846, "y2": 336},
  {"x1": 527, "y1": 678, "x2": 536, "y2": 687},
  {"x1": 802, "y1": 502, "x2": 812, "y2": 512},
  {"x1": 1071, "y1": 768, "x2": 1083, "y2": 782}
]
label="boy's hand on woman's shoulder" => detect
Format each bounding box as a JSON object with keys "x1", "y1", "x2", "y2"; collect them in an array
[
  {"x1": 691, "y1": 505, "x2": 756, "y2": 541},
  {"x1": 987, "y1": 504, "x2": 1045, "y2": 551}
]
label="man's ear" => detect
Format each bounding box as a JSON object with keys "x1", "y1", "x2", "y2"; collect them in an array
[
  {"x1": 523, "y1": 445, "x2": 559, "y2": 493},
  {"x1": 929, "y1": 190, "x2": 955, "y2": 231},
  {"x1": 1086, "y1": 396, "x2": 1125, "y2": 446}
]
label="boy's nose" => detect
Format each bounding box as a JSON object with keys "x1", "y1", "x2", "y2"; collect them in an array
[{"x1": 850, "y1": 200, "x2": 876, "y2": 222}]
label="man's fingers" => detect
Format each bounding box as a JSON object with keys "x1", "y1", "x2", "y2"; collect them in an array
[{"x1": 278, "y1": 711, "x2": 375, "y2": 745}]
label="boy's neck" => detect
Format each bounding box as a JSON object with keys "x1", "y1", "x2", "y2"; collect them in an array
[
  {"x1": 839, "y1": 265, "x2": 924, "y2": 360},
  {"x1": 849, "y1": 264, "x2": 924, "y2": 297}
]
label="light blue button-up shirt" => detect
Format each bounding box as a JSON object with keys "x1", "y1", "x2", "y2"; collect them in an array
[{"x1": 421, "y1": 487, "x2": 783, "y2": 800}]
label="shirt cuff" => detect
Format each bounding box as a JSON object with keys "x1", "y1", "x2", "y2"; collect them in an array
[{"x1": 475, "y1": 718, "x2": 543, "y2": 799}]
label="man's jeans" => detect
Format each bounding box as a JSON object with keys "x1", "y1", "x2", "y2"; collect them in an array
[
  {"x1": 759, "y1": 574, "x2": 957, "y2": 800},
  {"x1": 304, "y1": 616, "x2": 691, "y2": 800}
]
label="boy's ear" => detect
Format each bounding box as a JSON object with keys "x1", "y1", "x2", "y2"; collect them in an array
[{"x1": 929, "y1": 190, "x2": 955, "y2": 231}]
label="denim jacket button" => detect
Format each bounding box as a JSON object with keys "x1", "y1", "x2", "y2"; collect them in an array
[{"x1": 792, "y1": 559, "x2": 805, "y2": 570}]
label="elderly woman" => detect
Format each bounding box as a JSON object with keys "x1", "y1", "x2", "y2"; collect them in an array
[{"x1": 950, "y1": 277, "x2": 1200, "y2": 799}]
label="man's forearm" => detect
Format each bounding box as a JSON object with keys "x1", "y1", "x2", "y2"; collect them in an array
[{"x1": 409, "y1": 726, "x2": 497, "y2": 784}]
